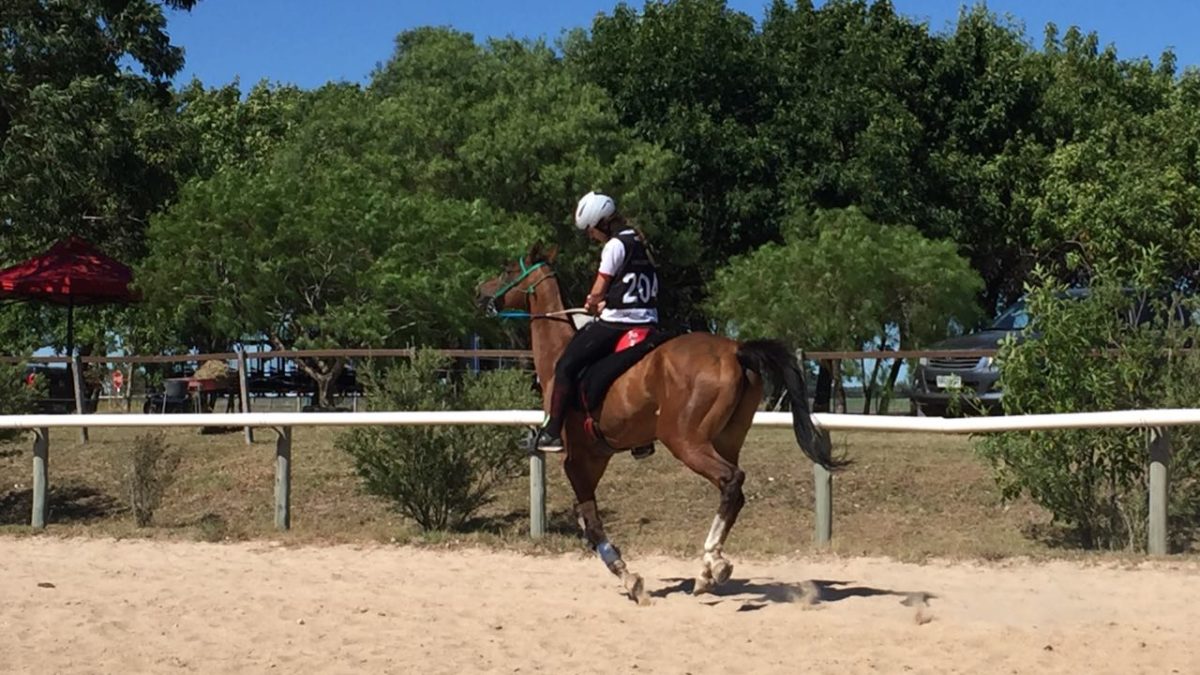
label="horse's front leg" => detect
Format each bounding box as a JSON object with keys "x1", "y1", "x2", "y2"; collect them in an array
[
  {"x1": 575, "y1": 500, "x2": 647, "y2": 604},
  {"x1": 563, "y1": 427, "x2": 649, "y2": 605}
]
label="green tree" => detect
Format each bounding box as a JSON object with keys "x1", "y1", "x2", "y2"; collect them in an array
[
  {"x1": 0, "y1": 0, "x2": 199, "y2": 259},
  {"x1": 761, "y1": 0, "x2": 942, "y2": 225},
  {"x1": 369, "y1": 28, "x2": 676, "y2": 321},
  {"x1": 920, "y1": 6, "x2": 1050, "y2": 313},
  {"x1": 172, "y1": 78, "x2": 308, "y2": 182},
  {"x1": 565, "y1": 0, "x2": 776, "y2": 326},
  {"x1": 708, "y1": 207, "x2": 982, "y2": 411},
  {"x1": 139, "y1": 86, "x2": 537, "y2": 406},
  {"x1": 1032, "y1": 67, "x2": 1200, "y2": 286},
  {"x1": 1, "y1": 0, "x2": 198, "y2": 358}
]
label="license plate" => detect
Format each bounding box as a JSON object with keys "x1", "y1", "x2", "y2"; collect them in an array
[{"x1": 936, "y1": 374, "x2": 962, "y2": 389}]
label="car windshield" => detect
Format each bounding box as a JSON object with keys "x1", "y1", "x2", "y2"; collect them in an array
[{"x1": 989, "y1": 300, "x2": 1030, "y2": 331}]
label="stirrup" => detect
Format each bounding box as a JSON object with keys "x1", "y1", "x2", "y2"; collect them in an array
[{"x1": 524, "y1": 427, "x2": 564, "y2": 453}]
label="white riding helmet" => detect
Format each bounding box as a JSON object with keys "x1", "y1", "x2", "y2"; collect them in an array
[{"x1": 574, "y1": 191, "x2": 616, "y2": 231}]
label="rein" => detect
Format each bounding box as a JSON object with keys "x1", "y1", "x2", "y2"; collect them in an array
[{"x1": 501, "y1": 308, "x2": 591, "y2": 322}]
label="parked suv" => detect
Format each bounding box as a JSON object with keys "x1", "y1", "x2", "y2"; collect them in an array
[
  {"x1": 909, "y1": 287, "x2": 1192, "y2": 417},
  {"x1": 908, "y1": 296, "x2": 1036, "y2": 417}
]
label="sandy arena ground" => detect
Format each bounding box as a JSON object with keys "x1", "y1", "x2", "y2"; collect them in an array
[{"x1": 2, "y1": 537, "x2": 1198, "y2": 674}]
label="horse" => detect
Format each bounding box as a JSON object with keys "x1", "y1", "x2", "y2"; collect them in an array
[{"x1": 477, "y1": 242, "x2": 847, "y2": 604}]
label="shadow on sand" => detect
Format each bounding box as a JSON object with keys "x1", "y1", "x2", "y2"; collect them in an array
[{"x1": 650, "y1": 576, "x2": 937, "y2": 612}]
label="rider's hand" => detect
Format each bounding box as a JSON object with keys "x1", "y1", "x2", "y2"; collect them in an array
[{"x1": 585, "y1": 293, "x2": 604, "y2": 314}]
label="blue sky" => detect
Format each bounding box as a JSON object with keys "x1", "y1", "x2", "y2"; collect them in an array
[{"x1": 163, "y1": 0, "x2": 1199, "y2": 90}]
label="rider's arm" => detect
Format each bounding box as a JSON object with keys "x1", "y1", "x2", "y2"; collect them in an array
[
  {"x1": 587, "y1": 238, "x2": 626, "y2": 313},
  {"x1": 585, "y1": 273, "x2": 611, "y2": 313}
]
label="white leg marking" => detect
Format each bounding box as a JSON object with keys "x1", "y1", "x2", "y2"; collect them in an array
[{"x1": 704, "y1": 514, "x2": 727, "y2": 554}]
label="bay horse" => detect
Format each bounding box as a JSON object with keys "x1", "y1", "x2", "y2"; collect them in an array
[{"x1": 477, "y1": 242, "x2": 846, "y2": 604}]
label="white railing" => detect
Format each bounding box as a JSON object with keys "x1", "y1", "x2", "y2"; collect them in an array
[{"x1": 0, "y1": 409, "x2": 1183, "y2": 554}]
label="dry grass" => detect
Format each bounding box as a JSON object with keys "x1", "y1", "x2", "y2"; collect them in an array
[{"x1": 0, "y1": 422, "x2": 1173, "y2": 562}]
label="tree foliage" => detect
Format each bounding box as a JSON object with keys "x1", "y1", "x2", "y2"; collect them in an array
[
  {"x1": 978, "y1": 261, "x2": 1200, "y2": 550},
  {"x1": 0, "y1": 0, "x2": 197, "y2": 260},
  {"x1": 567, "y1": 0, "x2": 777, "y2": 325},
  {"x1": 0, "y1": 362, "x2": 42, "y2": 442},
  {"x1": 0, "y1": 0, "x2": 198, "y2": 358},
  {"x1": 368, "y1": 28, "x2": 676, "y2": 318},
  {"x1": 6, "y1": 0, "x2": 1200, "y2": 397},
  {"x1": 140, "y1": 27, "x2": 676, "y2": 384},
  {"x1": 140, "y1": 84, "x2": 536, "y2": 405},
  {"x1": 708, "y1": 207, "x2": 983, "y2": 351}
]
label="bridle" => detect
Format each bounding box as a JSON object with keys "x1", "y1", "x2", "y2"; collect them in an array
[{"x1": 486, "y1": 260, "x2": 581, "y2": 323}]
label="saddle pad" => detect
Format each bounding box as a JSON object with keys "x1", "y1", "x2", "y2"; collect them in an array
[{"x1": 577, "y1": 330, "x2": 675, "y2": 413}]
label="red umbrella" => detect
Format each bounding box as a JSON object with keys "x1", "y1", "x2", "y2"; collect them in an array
[{"x1": 0, "y1": 236, "x2": 139, "y2": 355}]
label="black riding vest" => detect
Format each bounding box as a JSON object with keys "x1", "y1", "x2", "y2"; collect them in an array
[{"x1": 604, "y1": 231, "x2": 659, "y2": 311}]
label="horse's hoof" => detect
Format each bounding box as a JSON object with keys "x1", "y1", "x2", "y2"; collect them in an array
[
  {"x1": 711, "y1": 558, "x2": 734, "y2": 585},
  {"x1": 624, "y1": 573, "x2": 650, "y2": 605},
  {"x1": 693, "y1": 574, "x2": 715, "y2": 595}
]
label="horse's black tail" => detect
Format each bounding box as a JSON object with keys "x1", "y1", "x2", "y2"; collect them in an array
[{"x1": 736, "y1": 339, "x2": 849, "y2": 472}]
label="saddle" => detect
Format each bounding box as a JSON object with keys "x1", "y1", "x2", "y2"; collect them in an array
[{"x1": 568, "y1": 316, "x2": 676, "y2": 453}]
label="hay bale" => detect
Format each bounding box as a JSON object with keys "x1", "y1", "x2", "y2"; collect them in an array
[{"x1": 194, "y1": 360, "x2": 236, "y2": 388}]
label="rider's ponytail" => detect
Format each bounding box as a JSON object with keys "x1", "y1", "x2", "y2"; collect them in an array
[
  {"x1": 602, "y1": 213, "x2": 657, "y2": 266},
  {"x1": 629, "y1": 222, "x2": 657, "y2": 266}
]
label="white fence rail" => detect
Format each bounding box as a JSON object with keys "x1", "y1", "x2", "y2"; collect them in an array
[{"x1": 0, "y1": 409, "x2": 1188, "y2": 554}]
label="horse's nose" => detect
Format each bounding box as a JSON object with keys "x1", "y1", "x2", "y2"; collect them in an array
[{"x1": 478, "y1": 295, "x2": 498, "y2": 317}]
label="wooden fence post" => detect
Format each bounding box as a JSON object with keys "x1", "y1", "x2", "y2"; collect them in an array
[
  {"x1": 529, "y1": 448, "x2": 546, "y2": 539},
  {"x1": 32, "y1": 428, "x2": 49, "y2": 528},
  {"x1": 124, "y1": 363, "x2": 135, "y2": 412},
  {"x1": 1148, "y1": 427, "x2": 1171, "y2": 555},
  {"x1": 70, "y1": 355, "x2": 88, "y2": 443},
  {"x1": 237, "y1": 349, "x2": 253, "y2": 444},
  {"x1": 275, "y1": 426, "x2": 292, "y2": 530}
]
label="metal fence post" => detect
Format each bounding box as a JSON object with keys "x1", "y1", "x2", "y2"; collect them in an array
[
  {"x1": 275, "y1": 426, "x2": 292, "y2": 530},
  {"x1": 814, "y1": 463, "x2": 832, "y2": 548},
  {"x1": 530, "y1": 447, "x2": 546, "y2": 539},
  {"x1": 1148, "y1": 427, "x2": 1171, "y2": 555},
  {"x1": 32, "y1": 428, "x2": 49, "y2": 528}
]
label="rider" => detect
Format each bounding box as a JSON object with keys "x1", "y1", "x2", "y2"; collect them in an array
[{"x1": 531, "y1": 190, "x2": 660, "y2": 453}]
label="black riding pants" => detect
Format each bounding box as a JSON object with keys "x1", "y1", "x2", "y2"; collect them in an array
[{"x1": 544, "y1": 321, "x2": 647, "y2": 435}]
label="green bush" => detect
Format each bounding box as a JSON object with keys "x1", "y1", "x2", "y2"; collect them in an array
[
  {"x1": 337, "y1": 349, "x2": 538, "y2": 532},
  {"x1": 114, "y1": 432, "x2": 181, "y2": 527},
  {"x1": 0, "y1": 361, "x2": 43, "y2": 443},
  {"x1": 977, "y1": 268, "x2": 1200, "y2": 550}
]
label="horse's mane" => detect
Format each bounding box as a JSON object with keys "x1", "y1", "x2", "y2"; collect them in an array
[{"x1": 526, "y1": 248, "x2": 578, "y2": 329}]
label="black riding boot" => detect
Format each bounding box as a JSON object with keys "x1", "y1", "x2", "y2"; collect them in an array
[
  {"x1": 531, "y1": 381, "x2": 570, "y2": 452},
  {"x1": 631, "y1": 443, "x2": 655, "y2": 459}
]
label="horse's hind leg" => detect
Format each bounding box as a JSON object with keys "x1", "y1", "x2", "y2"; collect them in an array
[
  {"x1": 660, "y1": 437, "x2": 746, "y2": 594},
  {"x1": 664, "y1": 378, "x2": 759, "y2": 594},
  {"x1": 562, "y1": 423, "x2": 649, "y2": 605}
]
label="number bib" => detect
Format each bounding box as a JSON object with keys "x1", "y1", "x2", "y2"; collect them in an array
[{"x1": 604, "y1": 232, "x2": 659, "y2": 313}]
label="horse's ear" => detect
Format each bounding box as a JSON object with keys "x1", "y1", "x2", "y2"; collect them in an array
[
  {"x1": 544, "y1": 244, "x2": 560, "y2": 263},
  {"x1": 525, "y1": 242, "x2": 543, "y2": 264}
]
